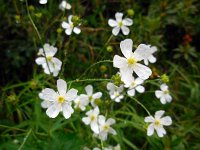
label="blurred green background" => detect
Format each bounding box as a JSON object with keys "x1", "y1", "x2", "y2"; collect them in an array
[{"x1": 0, "y1": 0, "x2": 200, "y2": 149}]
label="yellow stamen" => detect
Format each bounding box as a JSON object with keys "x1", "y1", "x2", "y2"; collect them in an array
[
  {"x1": 128, "y1": 57, "x2": 137, "y2": 65},
  {"x1": 90, "y1": 115, "x2": 96, "y2": 121},
  {"x1": 154, "y1": 119, "x2": 160, "y2": 126},
  {"x1": 57, "y1": 96, "x2": 64, "y2": 103},
  {"x1": 103, "y1": 124, "x2": 109, "y2": 131},
  {"x1": 70, "y1": 23, "x2": 74, "y2": 28},
  {"x1": 119, "y1": 21, "x2": 123, "y2": 27},
  {"x1": 164, "y1": 90, "x2": 169, "y2": 94},
  {"x1": 47, "y1": 56, "x2": 52, "y2": 61}
]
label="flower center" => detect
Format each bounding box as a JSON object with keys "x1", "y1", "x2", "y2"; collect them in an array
[
  {"x1": 115, "y1": 92, "x2": 120, "y2": 97},
  {"x1": 89, "y1": 96, "x2": 93, "y2": 101},
  {"x1": 154, "y1": 119, "x2": 160, "y2": 126},
  {"x1": 90, "y1": 115, "x2": 96, "y2": 121},
  {"x1": 103, "y1": 124, "x2": 109, "y2": 131},
  {"x1": 119, "y1": 21, "x2": 123, "y2": 27},
  {"x1": 128, "y1": 57, "x2": 137, "y2": 65},
  {"x1": 164, "y1": 90, "x2": 169, "y2": 94},
  {"x1": 131, "y1": 81, "x2": 136, "y2": 87},
  {"x1": 57, "y1": 96, "x2": 64, "y2": 103},
  {"x1": 47, "y1": 56, "x2": 52, "y2": 61},
  {"x1": 70, "y1": 23, "x2": 74, "y2": 28}
]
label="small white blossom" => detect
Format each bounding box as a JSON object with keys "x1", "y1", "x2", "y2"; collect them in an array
[
  {"x1": 39, "y1": 92, "x2": 52, "y2": 108},
  {"x1": 82, "y1": 85, "x2": 102, "y2": 107},
  {"x1": 62, "y1": 15, "x2": 81, "y2": 35},
  {"x1": 59, "y1": 0, "x2": 71, "y2": 11},
  {"x1": 39, "y1": 0, "x2": 47, "y2": 4},
  {"x1": 143, "y1": 45, "x2": 157, "y2": 65},
  {"x1": 82, "y1": 107, "x2": 100, "y2": 134},
  {"x1": 39, "y1": 79, "x2": 78, "y2": 119},
  {"x1": 124, "y1": 76, "x2": 145, "y2": 96},
  {"x1": 35, "y1": 43, "x2": 62, "y2": 77},
  {"x1": 107, "y1": 82, "x2": 124, "y2": 102},
  {"x1": 113, "y1": 144, "x2": 121, "y2": 150},
  {"x1": 98, "y1": 115, "x2": 117, "y2": 141},
  {"x1": 74, "y1": 94, "x2": 89, "y2": 111},
  {"x1": 144, "y1": 110, "x2": 172, "y2": 137},
  {"x1": 155, "y1": 84, "x2": 172, "y2": 104},
  {"x1": 108, "y1": 12, "x2": 133, "y2": 36},
  {"x1": 113, "y1": 39, "x2": 152, "y2": 82}
]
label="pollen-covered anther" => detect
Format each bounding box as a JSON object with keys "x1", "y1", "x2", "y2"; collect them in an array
[
  {"x1": 128, "y1": 57, "x2": 137, "y2": 65},
  {"x1": 57, "y1": 96, "x2": 65, "y2": 103},
  {"x1": 154, "y1": 119, "x2": 161, "y2": 126}
]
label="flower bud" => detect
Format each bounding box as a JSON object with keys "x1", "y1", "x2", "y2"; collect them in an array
[
  {"x1": 57, "y1": 27, "x2": 62, "y2": 34},
  {"x1": 161, "y1": 74, "x2": 169, "y2": 83},
  {"x1": 71, "y1": 15, "x2": 81, "y2": 26},
  {"x1": 100, "y1": 65, "x2": 107, "y2": 73},
  {"x1": 106, "y1": 46, "x2": 113, "y2": 52},
  {"x1": 111, "y1": 73, "x2": 123, "y2": 86},
  {"x1": 127, "y1": 9, "x2": 134, "y2": 16}
]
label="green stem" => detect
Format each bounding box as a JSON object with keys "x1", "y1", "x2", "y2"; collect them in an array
[
  {"x1": 67, "y1": 78, "x2": 112, "y2": 85},
  {"x1": 25, "y1": 0, "x2": 51, "y2": 75},
  {"x1": 129, "y1": 97, "x2": 151, "y2": 116},
  {"x1": 18, "y1": 129, "x2": 32, "y2": 150}
]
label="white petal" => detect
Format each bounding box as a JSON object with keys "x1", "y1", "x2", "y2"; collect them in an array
[
  {"x1": 133, "y1": 63, "x2": 152, "y2": 80},
  {"x1": 133, "y1": 44, "x2": 151, "y2": 61},
  {"x1": 108, "y1": 19, "x2": 118, "y2": 27},
  {"x1": 122, "y1": 18, "x2": 133, "y2": 26},
  {"x1": 112, "y1": 27, "x2": 120, "y2": 36},
  {"x1": 82, "y1": 117, "x2": 90, "y2": 125},
  {"x1": 107, "y1": 118, "x2": 116, "y2": 125},
  {"x1": 91, "y1": 122, "x2": 99, "y2": 134},
  {"x1": 155, "y1": 126, "x2": 166, "y2": 137},
  {"x1": 144, "y1": 116, "x2": 154, "y2": 123},
  {"x1": 121, "y1": 26, "x2": 130, "y2": 35},
  {"x1": 127, "y1": 89, "x2": 135, "y2": 96},
  {"x1": 65, "y1": 88, "x2": 78, "y2": 101},
  {"x1": 62, "y1": 103, "x2": 74, "y2": 119},
  {"x1": 41, "y1": 100, "x2": 51, "y2": 108},
  {"x1": 155, "y1": 110, "x2": 165, "y2": 119},
  {"x1": 120, "y1": 68, "x2": 133, "y2": 83},
  {"x1": 99, "y1": 132, "x2": 107, "y2": 141},
  {"x1": 68, "y1": 15, "x2": 73, "y2": 23},
  {"x1": 113, "y1": 55, "x2": 128, "y2": 69},
  {"x1": 135, "y1": 78, "x2": 144, "y2": 85},
  {"x1": 107, "y1": 82, "x2": 115, "y2": 91},
  {"x1": 120, "y1": 39, "x2": 133, "y2": 58},
  {"x1": 85, "y1": 85, "x2": 93, "y2": 96},
  {"x1": 94, "y1": 107, "x2": 100, "y2": 115},
  {"x1": 136, "y1": 85, "x2": 145, "y2": 93},
  {"x1": 147, "y1": 123, "x2": 155, "y2": 136},
  {"x1": 46, "y1": 103, "x2": 61, "y2": 118},
  {"x1": 98, "y1": 115, "x2": 105, "y2": 125},
  {"x1": 115, "y1": 12, "x2": 123, "y2": 22},
  {"x1": 165, "y1": 94, "x2": 172, "y2": 103},
  {"x1": 93, "y1": 92, "x2": 102, "y2": 99},
  {"x1": 39, "y1": 0, "x2": 47, "y2": 4},
  {"x1": 66, "y1": 3, "x2": 71, "y2": 9},
  {"x1": 51, "y1": 57, "x2": 62, "y2": 70},
  {"x1": 65, "y1": 28, "x2": 73, "y2": 35},
  {"x1": 62, "y1": 22, "x2": 70, "y2": 29},
  {"x1": 144, "y1": 59, "x2": 149, "y2": 66},
  {"x1": 57, "y1": 79, "x2": 67, "y2": 96},
  {"x1": 42, "y1": 88, "x2": 58, "y2": 101},
  {"x1": 160, "y1": 116, "x2": 172, "y2": 126},
  {"x1": 73, "y1": 27, "x2": 81, "y2": 34},
  {"x1": 155, "y1": 90, "x2": 162, "y2": 98},
  {"x1": 160, "y1": 84, "x2": 168, "y2": 91},
  {"x1": 160, "y1": 97, "x2": 167, "y2": 104},
  {"x1": 148, "y1": 55, "x2": 156, "y2": 63},
  {"x1": 109, "y1": 127, "x2": 117, "y2": 135},
  {"x1": 35, "y1": 57, "x2": 46, "y2": 65}
]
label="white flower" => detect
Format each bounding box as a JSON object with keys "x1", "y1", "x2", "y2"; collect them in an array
[
  {"x1": 98, "y1": 115, "x2": 117, "y2": 141},
  {"x1": 113, "y1": 39, "x2": 152, "y2": 82},
  {"x1": 124, "y1": 76, "x2": 145, "y2": 96},
  {"x1": 35, "y1": 43, "x2": 62, "y2": 77},
  {"x1": 82, "y1": 107, "x2": 100, "y2": 134},
  {"x1": 155, "y1": 84, "x2": 172, "y2": 104},
  {"x1": 39, "y1": 0, "x2": 47, "y2": 4},
  {"x1": 59, "y1": 1, "x2": 71, "y2": 11},
  {"x1": 62, "y1": 15, "x2": 81, "y2": 35},
  {"x1": 108, "y1": 12, "x2": 133, "y2": 36},
  {"x1": 144, "y1": 110, "x2": 172, "y2": 137},
  {"x1": 82, "y1": 85, "x2": 102, "y2": 107},
  {"x1": 39, "y1": 79, "x2": 78, "y2": 119},
  {"x1": 74, "y1": 94, "x2": 89, "y2": 111},
  {"x1": 107, "y1": 82, "x2": 124, "y2": 102},
  {"x1": 143, "y1": 45, "x2": 157, "y2": 65}
]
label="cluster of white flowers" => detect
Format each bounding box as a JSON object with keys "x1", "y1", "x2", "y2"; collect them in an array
[
  {"x1": 35, "y1": 5, "x2": 173, "y2": 148},
  {"x1": 82, "y1": 107, "x2": 116, "y2": 141},
  {"x1": 84, "y1": 144, "x2": 120, "y2": 150}
]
